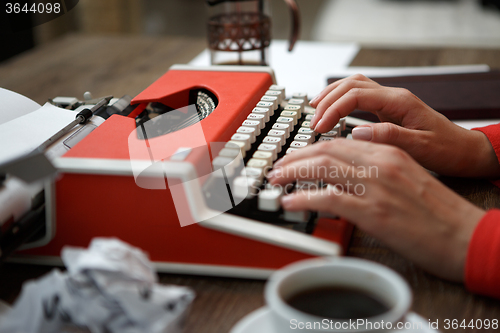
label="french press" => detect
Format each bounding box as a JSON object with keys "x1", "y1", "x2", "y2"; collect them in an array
[{"x1": 206, "y1": 0, "x2": 300, "y2": 66}]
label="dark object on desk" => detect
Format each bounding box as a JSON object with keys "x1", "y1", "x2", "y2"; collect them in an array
[
  {"x1": 327, "y1": 71, "x2": 500, "y2": 122},
  {"x1": 0, "y1": 11, "x2": 34, "y2": 62},
  {"x1": 0, "y1": 192, "x2": 45, "y2": 263},
  {"x1": 481, "y1": 0, "x2": 500, "y2": 10}
]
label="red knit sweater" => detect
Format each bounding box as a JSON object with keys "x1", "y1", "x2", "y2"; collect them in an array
[{"x1": 466, "y1": 124, "x2": 500, "y2": 299}]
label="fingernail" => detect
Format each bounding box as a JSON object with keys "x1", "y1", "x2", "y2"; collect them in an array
[
  {"x1": 310, "y1": 95, "x2": 319, "y2": 105},
  {"x1": 310, "y1": 114, "x2": 318, "y2": 128},
  {"x1": 314, "y1": 119, "x2": 323, "y2": 132},
  {"x1": 281, "y1": 195, "x2": 294, "y2": 209},
  {"x1": 352, "y1": 126, "x2": 373, "y2": 141}
]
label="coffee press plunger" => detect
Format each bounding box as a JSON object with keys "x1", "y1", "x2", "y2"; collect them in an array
[{"x1": 206, "y1": 0, "x2": 300, "y2": 66}]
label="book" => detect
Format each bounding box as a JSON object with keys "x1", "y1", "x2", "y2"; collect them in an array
[{"x1": 327, "y1": 71, "x2": 500, "y2": 122}]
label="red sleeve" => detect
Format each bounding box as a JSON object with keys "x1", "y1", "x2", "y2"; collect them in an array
[
  {"x1": 473, "y1": 124, "x2": 500, "y2": 187},
  {"x1": 465, "y1": 209, "x2": 500, "y2": 299}
]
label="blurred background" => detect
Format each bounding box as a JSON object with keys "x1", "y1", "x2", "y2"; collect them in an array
[{"x1": 2, "y1": 0, "x2": 500, "y2": 62}]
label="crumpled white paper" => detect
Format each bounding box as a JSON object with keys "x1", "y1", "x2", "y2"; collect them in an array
[{"x1": 0, "y1": 238, "x2": 195, "y2": 333}]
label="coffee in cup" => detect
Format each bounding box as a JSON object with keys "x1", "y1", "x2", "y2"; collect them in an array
[
  {"x1": 265, "y1": 257, "x2": 412, "y2": 333},
  {"x1": 286, "y1": 286, "x2": 390, "y2": 320}
]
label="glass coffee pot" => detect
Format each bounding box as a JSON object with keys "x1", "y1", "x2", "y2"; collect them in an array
[{"x1": 206, "y1": 0, "x2": 300, "y2": 66}]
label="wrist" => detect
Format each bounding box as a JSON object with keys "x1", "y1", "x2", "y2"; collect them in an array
[{"x1": 466, "y1": 129, "x2": 500, "y2": 178}]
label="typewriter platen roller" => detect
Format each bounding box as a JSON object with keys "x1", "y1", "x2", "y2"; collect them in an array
[{"x1": 13, "y1": 65, "x2": 353, "y2": 278}]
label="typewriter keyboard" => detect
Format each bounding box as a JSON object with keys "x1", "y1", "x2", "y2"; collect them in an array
[{"x1": 204, "y1": 86, "x2": 350, "y2": 234}]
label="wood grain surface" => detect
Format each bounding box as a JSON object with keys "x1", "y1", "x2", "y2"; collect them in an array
[
  {"x1": 0, "y1": 34, "x2": 206, "y2": 105},
  {"x1": 1, "y1": 36, "x2": 500, "y2": 333}
]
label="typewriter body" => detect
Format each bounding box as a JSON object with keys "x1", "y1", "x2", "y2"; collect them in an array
[{"x1": 15, "y1": 65, "x2": 353, "y2": 278}]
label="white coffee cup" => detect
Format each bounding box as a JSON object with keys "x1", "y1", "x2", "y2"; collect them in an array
[{"x1": 265, "y1": 257, "x2": 412, "y2": 333}]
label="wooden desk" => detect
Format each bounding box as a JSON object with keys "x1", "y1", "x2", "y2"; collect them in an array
[{"x1": 1, "y1": 35, "x2": 500, "y2": 333}]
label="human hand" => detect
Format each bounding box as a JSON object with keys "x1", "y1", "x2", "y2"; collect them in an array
[
  {"x1": 309, "y1": 74, "x2": 500, "y2": 178},
  {"x1": 267, "y1": 139, "x2": 485, "y2": 282}
]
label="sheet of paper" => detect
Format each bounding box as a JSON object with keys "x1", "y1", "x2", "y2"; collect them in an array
[
  {"x1": 328, "y1": 64, "x2": 490, "y2": 79},
  {"x1": 0, "y1": 88, "x2": 41, "y2": 125},
  {"x1": 0, "y1": 103, "x2": 83, "y2": 164},
  {"x1": 0, "y1": 238, "x2": 195, "y2": 333},
  {"x1": 453, "y1": 119, "x2": 500, "y2": 130},
  {"x1": 189, "y1": 40, "x2": 360, "y2": 99}
]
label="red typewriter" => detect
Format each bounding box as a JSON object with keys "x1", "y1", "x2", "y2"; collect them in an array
[{"x1": 15, "y1": 65, "x2": 353, "y2": 278}]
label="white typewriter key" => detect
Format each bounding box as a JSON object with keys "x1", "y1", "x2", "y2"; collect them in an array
[
  {"x1": 247, "y1": 158, "x2": 271, "y2": 169},
  {"x1": 305, "y1": 114, "x2": 314, "y2": 121},
  {"x1": 322, "y1": 130, "x2": 339, "y2": 138},
  {"x1": 254, "y1": 104, "x2": 273, "y2": 116},
  {"x1": 265, "y1": 90, "x2": 284, "y2": 105},
  {"x1": 272, "y1": 123, "x2": 291, "y2": 138},
  {"x1": 301, "y1": 121, "x2": 311, "y2": 128},
  {"x1": 247, "y1": 113, "x2": 266, "y2": 129},
  {"x1": 252, "y1": 107, "x2": 271, "y2": 122},
  {"x1": 347, "y1": 134, "x2": 353, "y2": 140},
  {"x1": 236, "y1": 126, "x2": 256, "y2": 143},
  {"x1": 261, "y1": 95, "x2": 278, "y2": 110},
  {"x1": 339, "y1": 117, "x2": 347, "y2": 131},
  {"x1": 242, "y1": 120, "x2": 261, "y2": 136},
  {"x1": 269, "y1": 85, "x2": 285, "y2": 95},
  {"x1": 253, "y1": 151, "x2": 274, "y2": 165},
  {"x1": 231, "y1": 133, "x2": 252, "y2": 151},
  {"x1": 233, "y1": 177, "x2": 260, "y2": 198},
  {"x1": 288, "y1": 98, "x2": 305, "y2": 107},
  {"x1": 257, "y1": 144, "x2": 278, "y2": 161},
  {"x1": 257, "y1": 101, "x2": 275, "y2": 111},
  {"x1": 225, "y1": 141, "x2": 246, "y2": 158},
  {"x1": 289, "y1": 141, "x2": 309, "y2": 149},
  {"x1": 284, "y1": 209, "x2": 311, "y2": 223},
  {"x1": 280, "y1": 111, "x2": 298, "y2": 125},
  {"x1": 226, "y1": 141, "x2": 246, "y2": 158},
  {"x1": 318, "y1": 136, "x2": 335, "y2": 142},
  {"x1": 285, "y1": 104, "x2": 303, "y2": 117},
  {"x1": 52, "y1": 96, "x2": 79, "y2": 107},
  {"x1": 294, "y1": 134, "x2": 314, "y2": 144},
  {"x1": 286, "y1": 148, "x2": 298, "y2": 154},
  {"x1": 212, "y1": 156, "x2": 241, "y2": 177},
  {"x1": 284, "y1": 104, "x2": 302, "y2": 117},
  {"x1": 287, "y1": 98, "x2": 305, "y2": 112},
  {"x1": 292, "y1": 92, "x2": 308, "y2": 104},
  {"x1": 298, "y1": 127, "x2": 315, "y2": 135},
  {"x1": 262, "y1": 136, "x2": 283, "y2": 152},
  {"x1": 276, "y1": 117, "x2": 294, "y2": 130},
  {"x1": 267, "y1": 129, "x2": 286, "y2": 143},
  {"x1": 334, "y1": 124, "x2": 341, "y2": 136},
  {"x1": 258, "y1": 187, "x2": 283, "y2": 212},
  {"x1": 304, "y1": 106, "x2": 316, "y2": 115},
  {"x1": 241, "y1": 167, "x2": 265, "y2": 183},
  {"x1": 219, "y1": 148, "x2": 240, "y2": 159}
]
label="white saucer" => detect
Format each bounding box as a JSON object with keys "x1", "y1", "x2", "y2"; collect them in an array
[{"x1": 230, "y1": 307, "x2": 439, "y2": 333}]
